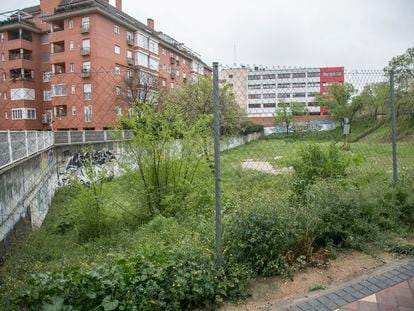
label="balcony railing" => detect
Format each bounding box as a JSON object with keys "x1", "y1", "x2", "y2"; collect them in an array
[
  {"x1": 81, "y1": 23, "x2": 90, "y2": 34},
  {"x1": 81, "y1": 48, "x2": 90, "y2": 56},
  {"x1": 10, "y1": 74, "x2": 34, "y2": 81},
  {"x1": 9, "y1": 54, "x2": 32, "y2": 61},
  {"x1": 81, "y1": 70, "x2": 91, "y2": 78}
]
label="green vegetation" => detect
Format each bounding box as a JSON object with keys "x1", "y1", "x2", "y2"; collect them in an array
[{"x1": 1, "y1": 47, "x2": 413, "y2": 310}]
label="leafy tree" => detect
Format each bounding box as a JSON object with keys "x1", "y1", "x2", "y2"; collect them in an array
[
  {"x1": 162, "y1": 77, "x2": 245, "y2": 136},
  {"x1": 316, "y1": 83, "x2": 359, "y2": 124},
  {"x1": 274, "y1": 101, "x2": 306, "y2": 134},
  {"x1": 384, "y1": 47, "x2": 414, "y2": 87},
  {"x1": 353, "y1": 82, "x2": 390, "y2": 121},
  {"x1": 119, "y1": 103, "x2": 212, "y2": 216}
]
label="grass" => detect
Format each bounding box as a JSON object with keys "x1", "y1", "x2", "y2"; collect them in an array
[{"x1": 0, "y1": 119, "x2": 413, "y2": 308}]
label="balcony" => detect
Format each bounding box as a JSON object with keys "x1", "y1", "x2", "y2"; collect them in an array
[
  {"x1": 127, "y1": 58, "x2": 134, "y2": 66},
  {"x1": 9, "y1": 48, "x2": 32, "y2": 61},
  {"x1": 9, "y1": 69, "x2": 34, "y2": 81},
  {"x1": 81, "y1": 47, "x2": 90, "y2": 56},
  {"x1": 81, "y1": 70, "x2": 91, "y2": 78},
  {"x1": 7, "y1": 29, "x2": 32, "y2": 42},
  {"x1": 51, "y1": 20, "x2": 64, "y2": 32},
  {"x1": 81, "y1": 23, "x2": 90, "y2": 34},
  {"x1": 51, "y1": 41, "x2": 65, "y2": 54},
  {"x1": 54, "y1": 105, "x2": 67, "y2": 117},
  {"x1": 52, "y1": 63, "x2": 66, "y2": 75}
]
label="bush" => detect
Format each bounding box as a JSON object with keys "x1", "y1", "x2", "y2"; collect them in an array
[
  {"x1": 13, "y1": 250, "x2": 251, "y2": 311},
  {"x1": 224, "y1": 204, "x2": 301, "y2": 276},
  {"x1": 239, "y1": 121, "x2": 263, "y2": 136}
]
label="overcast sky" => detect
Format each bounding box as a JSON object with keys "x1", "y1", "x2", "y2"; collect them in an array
[{"x1": 2, "y1": 0, "x2": 413, "y2": 69}]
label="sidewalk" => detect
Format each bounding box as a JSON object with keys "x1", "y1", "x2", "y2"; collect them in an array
[{"x1": 279, "y1": 260, "x2": 414, "y2": 311}]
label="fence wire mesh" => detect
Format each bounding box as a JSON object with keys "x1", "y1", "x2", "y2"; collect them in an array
[{"x1": 0, "y1": 62, "x2": 413, "y2": 304}]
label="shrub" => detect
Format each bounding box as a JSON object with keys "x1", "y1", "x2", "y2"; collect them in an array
[
  {"x1": 224, "y1": 204, "x2": 301, "y2": 276},
  {"x1": 13, "y1": 251, "x2": 251, "y2": 310},
  {"x1": 239, "y1": 121, "x2": 263, "y2": 136}
]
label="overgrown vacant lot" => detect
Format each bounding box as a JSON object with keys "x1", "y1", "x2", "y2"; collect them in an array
[{"x1": 1, "y1": 122, "x2": 414, "y2": 310}]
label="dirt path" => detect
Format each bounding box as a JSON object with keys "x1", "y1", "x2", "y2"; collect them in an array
[{"x1": 221, "y1": 250, "x2": 399, "y2": 311}]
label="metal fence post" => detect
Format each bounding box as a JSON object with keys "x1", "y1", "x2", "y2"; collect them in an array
[
  {"x1": 390, "y1": 70, "x2": 398, "y2": 184},
  {"x1": 213, "y1": 62, "x2": 222, "y2": 268}
]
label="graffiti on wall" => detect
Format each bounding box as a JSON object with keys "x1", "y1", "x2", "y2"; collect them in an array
[
  {"x1": 264, "y1": 120, "x2": 340, "y2": 136},
  {"x1": 59, "y1": 150, "x2": 117, "y2": 186}
]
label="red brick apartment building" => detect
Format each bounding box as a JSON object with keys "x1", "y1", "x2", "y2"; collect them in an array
[{"x1": 0, "y1": 0, "x2": 211, "y2": 131}]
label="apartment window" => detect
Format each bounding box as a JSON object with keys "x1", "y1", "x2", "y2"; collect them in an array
[
  {"x1": 263, "y1": 84, "x2": 276, "y2": 89},
  {"x1": 83, "y1": 61, "x2": 91, "y2": 70},
  {"x1": 263, "y1": 74, "x2": 276, "y2": 79},
  {"x1": 127, "y1": 70, "x2": 132, "y2": 79},
  {"x1": 292, "y1": 82, "x2": 306, "y2": 88},
  {"x1": 4, "y1": 111, "x2": 8, "y2": 119},
  {"x1": 293, "y1": 92, "x2": 306, "y2": 98},
  {"x1": 248, "y1": 85, "x2": 261, "y2": 90},
  {"x1": 308, "y1": 92, "x2": 320, "y2": 97},
  {"x1": 12, "y1": 109, "x2": 23, "y2": 120},
  {"x1": 84, "y1": 83, "x2": 92, "y2": 100},
  {"x1": 114, "y1": 25, "x2": 120, "y2": 34},
  {"x1": 248, "y1": 75, "x2": 261, "y2": 80},
  {"x1": 3, "y1": 92, "x2": 8, "y2": 100},
  {"x1": 278, "y1": 93, "x2": 291, "y2": 98},
  {"x1": 70, "y1": 63, "x2": 75, "y2": 73},
  {"x1": 137, "y1": 33, "x2": 149, "y2": 49},
  {"x1": 0, "y1": 33, "x2": 4, "y2": 42},
  {"x1": 278, "y1": 83, "x2": 290, "y2": 88},
  {"x1": 12, "y1": 108, "x2": 36, "y2": 120},
  {"x1": 127, "y1": 50, "x2": 133, "y2": 60},
  {"x1": 51, "y1": 84, "x2": 67, "y2": 96},
  {"x1": 136, "y1": 51, "x2": 149, "y2": 67},
  {"x1": 248, "y1": 94, "x2": 261, "y2": 99},
  {"x1": 114, "y1": 45, "x2": 121, "y2": 55},
  {"x1": 162, "y1": 80, "x2": 166, "y2": 87},
  {"x1": 248, "y1": 104, "x2": 261, "y2": 109},
  {"x1": 149, "y1": 57, "x2": 159, "y2": 71},
  {"x1": 292, "y1": 73, "x2": 306, "y2": 78},
  {"x1": 149, "y1": 40, "x2": 158, "y2": 54},
  {"x1": 81, "y1": 16, "x2": 90, "y2": 28},
  {"x1": 84, "y1": 106, "x2": 92, "y2": 122},
  {"x1": 307, "y1": 71, "x2": 320, "y2": 78},
  {"x1": 308, "y1": 82, "x2": 320, "y2": 87},
  {"x1": 115, "y1": 86, "x2": 122, "y2": 96},
  {"x1": 263, "y1": 93, "x2": 276, "y2": 99},
  {"x1": 162, "y1": 64, "x2": 167, "y2": 71},
  {"x1": 71, "y1": 85, "x2": 76, "y2": 94},
  {"x1": 264, "y1": 103, "x2": 276, "y2": 108},
  {"x1": 69, "y1": 41, "x2": 74, "y2": 50},
  {"x1": 72, "y1": 106, "x2": 77, "y2": 116},
  {"x1": 277, "y1": 73, "x2": 291, "y2": 79},
  {"x1": 170, "y1": 83, "x2": 174, "y2": 89},
  {"x1": 127, "y1": 31, "x2": 133, "y2": 41},
  {"x1": 115, "y1": 66, "x2": 121, "y2": 75},
  {"x1": 43, "y1": 90, "x2": 52, "y2": 101},
  {"x1": 322, "y1": 71, "x2": 342, "y2": 77},
  {"x1": 2, "y1": 73, "x2": 6, "y2": 81},
  {"x1": 1, "y1": 53, "x2": 4, "y2": 62},
  {"x1": 68, "y1": 19, "x2": 74, "y2": 29},
  {"x1": 162, "y1": 49, "x2": 166, "y2": 55}
]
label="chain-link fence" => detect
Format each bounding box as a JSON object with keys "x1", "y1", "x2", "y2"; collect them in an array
[{"x1": 0, "y1": 63, "x2": 413, "y2": 288}]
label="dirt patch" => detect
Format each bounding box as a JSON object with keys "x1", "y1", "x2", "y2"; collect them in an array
[
  {"x1": 241, "y1": 159, "x2": 293, "y2": 175},
  {"x1": 221, "y1": 250, "x2": 398, "y2": 311}
]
